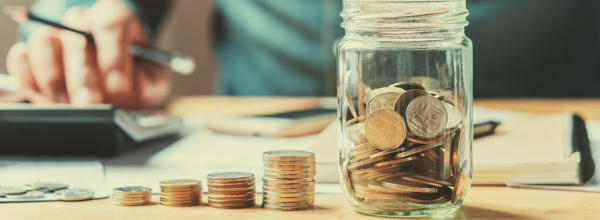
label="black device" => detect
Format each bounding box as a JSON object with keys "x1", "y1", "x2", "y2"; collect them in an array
[{"x1": 0, "y1": 104, "x2": 183, "y2": 157}]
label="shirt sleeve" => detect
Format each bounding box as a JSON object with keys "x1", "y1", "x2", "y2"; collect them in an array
[{"x1": 17, "y1": 0, "x2": 172, "y2": 43}]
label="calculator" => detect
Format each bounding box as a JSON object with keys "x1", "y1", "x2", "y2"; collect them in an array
[{"x1": 0, "y1": 104, "x2": 183, "y2": 156}]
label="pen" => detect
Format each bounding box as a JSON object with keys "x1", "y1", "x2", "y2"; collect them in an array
[
  {"x1": 3, "y1": 6, "x2": 196, "y2": 75},
  {"x1": 473, "y1": 120, "x2": 501, "y2": 139}
]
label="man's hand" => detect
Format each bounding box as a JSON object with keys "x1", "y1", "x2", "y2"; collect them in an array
[{"x1": 6, "y1": 0, "x2": 169, "y2": 109}]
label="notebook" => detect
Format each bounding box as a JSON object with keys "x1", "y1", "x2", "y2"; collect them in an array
[{"x1": 473, "y1": 113, "x2": 594, "y2": 185}]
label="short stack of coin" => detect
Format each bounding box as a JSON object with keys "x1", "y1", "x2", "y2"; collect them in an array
[
  {"x1": 159, "y1": 179, "x2": 202, "y2": 206},
  {"x1": 262, "y1": 150, "x2": 315, "y2": 211},
  {"x1": 111, "y1": 186, "x2": 152, "y2": 206},
  {"x1": 206, "y1": 172, "x2": 255, "y2": 209}
]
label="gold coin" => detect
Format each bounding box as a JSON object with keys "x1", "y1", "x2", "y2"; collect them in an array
[
  {"x1": 406, "y1": 136, "x2": 443, "y2": 145},
  {"x1": 367, "y1": 146, "x2": 406, "y2": 159},
  {"x1": 207, "y1": 172, "x2": 254, "y2": 182},
  {"x1": 381, "y1": 180, "x2": 438, "y2": 193},
  {"x1": 353, "y1": 187, "x2": 404, "y2": 199},
  {"x1": 373, "y1": 156, "x2": 417, "y2": 167},
  {"x1": 350, "y1": 142, "x2": 377, "y2": 155},
  {"x1": 112, "y1": 201, "x2": 147, "y2": 206},
  {"x1": 346, "y1": 123, "x2": 368, "y2": 144},
  {"x1": 394, "y1": 89, "x2": 429, "y2": 117},
  {"x1": 262, "y1": 177, "x2": 314, "y2": 184},
  {"x1": 347, "y1": 156, "x2": 385, "y2": 170},
  {"x1": 263, "y1": 168, "x2": 315, "y2": 175},
  {"x1": 263, "y1": 150, "x2": 315, "y2": 161},
  {"x1": 263, "y1": 186, "x2": 314, "y2": 193},
  {"x1": 351, "y1": 163, "x2": 407, "y2": 175},
  {"x1": 159, "y1": 201, "x2": 199, "y2": 206},
  {"x1": 401, "y1": 176, "x2": 444, "y2": 188},
  {"x1": 451, "y1": 129, "x2": 462, "y2": 176},
  {"x1": 405, "y1": 95, "x2": 448, "y2": 139},
  {"x1": 263, "y1": 164, "x2": 314, "y2": 170},
  {"x1": 263, "y1": 195, "x2": 314, "y2": 203},
  {"x1": 209, "y1": 201, "x2": 255, "y2": 209},
  {"x1": 263, "y1": 160, "x2": 315, "y2": 166},
  {"x1": 366, "y1": 88, "x2": 405, "y2": 115},
  {"x1": 263, "y1": 181, "x2": 315, "y2": 189},
  {"x1": 159, "y1": 179, "x2": 201, "y2": 187},
  {"x1": 345, "y1": 115, "x2": 366, "y2": 126},
  {"x1": 411, "y1": 174, "x2": 453, "y2": 187},
  {"x1": 263, "y1": 204, "x2": 312, "y2": 211},
  {"x1": 262, "y1": 200, "x2": 314, "y2": 207},
  {"x1": 389, "y1": 82, "x2": 426, "y2": 91},
  {"x1": 365, "y1": 87, "x2": 406, "y2": 104},
  {"x1": 263, "y1": 191, "x2": 315, "y2": 198},
  {"x1": 365, "y1": 109, "x2": 407, "y2": 150},
  {"x1": 350, "y1": 149, "x2": 380, "y2": 162},
  {"x1": 263, "y1": 173, "x2": 315, "y2": 179},
  {"x1": 396, "y1": 143, "x2": 443, "y2": 158},
  {"x1": 452, "y1": 172, "x2": 471, "y2": 203}
]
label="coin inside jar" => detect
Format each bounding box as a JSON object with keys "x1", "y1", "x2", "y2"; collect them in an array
[
  {"x1": 364, "y1": 109, "x2": 407, "y2": 150},
  {"x1": 404, "y1": 95, "x2": 448, "y2": 139},
  {"x1": 365, "y1": 87, "x2": 406, "y2": 114},
  {"x1": 394, "y1": 89, "x2": 430, "y2": 117}
]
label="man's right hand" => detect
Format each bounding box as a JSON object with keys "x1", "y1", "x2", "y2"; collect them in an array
[{"x1": 6, "y1": 0, "x2": 169, "y2": 109}]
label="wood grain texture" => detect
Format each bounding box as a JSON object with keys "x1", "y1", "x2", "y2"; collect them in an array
[{"x1": 4, "y1": 97, "x2": 599, "y2": 219}]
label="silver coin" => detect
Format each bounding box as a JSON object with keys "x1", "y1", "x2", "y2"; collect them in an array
[
  {"x1": 405, "y1": 95, "x2": 448, "y2": 139},
  {"x1": 263, "y1": 150, "x2": 315, "y2": 160},
  {"x1": 28, "y1": 182, "x2": 68, "y2": 193},
  {"x1": 6, "y1": 191, "x2": 45, "y2": 199},
  {"x1": 207, "y1": 172, "x2": 254, "y2": 180},
  {"x1": 113, "y1": 186, "x2": 151, "y2": 193},
  {"x1": 54, "y1": 188, "x2": 94, "y2": 201},
  {"x1": 444, "y1": 102, "x2": 462, "y2": 130},
  {"x1": 0, "y1": 185, "x2": 28, "y2": 196}
]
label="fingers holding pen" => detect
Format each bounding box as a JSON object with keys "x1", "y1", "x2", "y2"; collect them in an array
[
  {"x1": 6, "y1": 42, "x2": 49, "y2": 103},
  {"x1": 60, "y1": 7, "x2": 103, "y2": 106},
  {"x1": 27, "y1": 26, "x2": 68, "y2": 103}
]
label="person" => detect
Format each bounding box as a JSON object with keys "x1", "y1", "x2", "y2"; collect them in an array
[{"x1": 5, "y1": 0, "x2": 600, "y2": 109}]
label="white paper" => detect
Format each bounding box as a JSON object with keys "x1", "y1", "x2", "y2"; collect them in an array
[{"x1": 0, "y1": 160, "x2": 108, "y2": 202}]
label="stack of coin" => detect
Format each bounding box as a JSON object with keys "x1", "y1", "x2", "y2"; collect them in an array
[
  {"x1": 206, "y1": 172, "x2": 255, "y2": 209},
  {"x1": 341, "y1": 81, "x2": 470, "y2": 208},
  {"x1": 159, "y1": 179, "x2": 202, "y2": 206},
  {"x1": 111, "y1": 186, "x2": 152, "y2": 206},
  {"x1": 262, "y1": 150, "x2": 315, "y2": 211}
]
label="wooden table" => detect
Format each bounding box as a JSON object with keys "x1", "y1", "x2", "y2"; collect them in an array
[{"x1": 3, "y1": 97, "x2": 600, "y2": 220}]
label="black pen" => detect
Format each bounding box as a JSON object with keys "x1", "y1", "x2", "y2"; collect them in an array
[
  {"x1": 4, "y1": 6, "x2": 196, "y2": 75},
  {"x1": 473, "y1": 120, "x2": 501, "y2": 139}
]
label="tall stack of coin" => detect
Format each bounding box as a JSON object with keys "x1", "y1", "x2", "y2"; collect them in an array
[
  {"x1": 207, "y1": 172, "x2": 255, "y2": 209},
  {"x1": 159, "y1": 179, "x2": 202, "y2": 206},
  {"x1": 111, "y1": 186, "x2": 152, "y2": 206},
  {"x1": 262, "y1": 150, "x2": 316, "y2": 211},
  {"x1": 341, "y1": 81, "x2": 469, "y2": 208}
]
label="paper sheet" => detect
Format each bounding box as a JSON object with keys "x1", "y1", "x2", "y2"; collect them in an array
[{"x1": 0, "y1": 160, "x2": 108, "y2": 202}]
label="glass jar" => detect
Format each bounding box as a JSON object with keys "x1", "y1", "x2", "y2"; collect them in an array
[{"x1": 336, "y1": 0, "x2": 472, "y2": 217}]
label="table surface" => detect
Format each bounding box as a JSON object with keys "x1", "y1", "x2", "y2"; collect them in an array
[{"x1": 4, "y1": 97, "x2": 600, "y2": 220}]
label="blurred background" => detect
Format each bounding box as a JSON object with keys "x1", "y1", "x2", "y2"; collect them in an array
[
  {"x1": 1, "y1": 0, "x2": 599, "y2": 99},
  {"x1": 0, "y1": 0, "x2": 216, "y2": 97}
]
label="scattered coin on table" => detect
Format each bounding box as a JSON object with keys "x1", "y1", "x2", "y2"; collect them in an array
[{"x1": 54, "y1": 188, "x2": 94, "y2": 201}]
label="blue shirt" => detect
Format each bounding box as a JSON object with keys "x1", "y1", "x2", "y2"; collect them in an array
[{"x1": 20, "y1": 0, "x2": 600, "y2": 97}]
